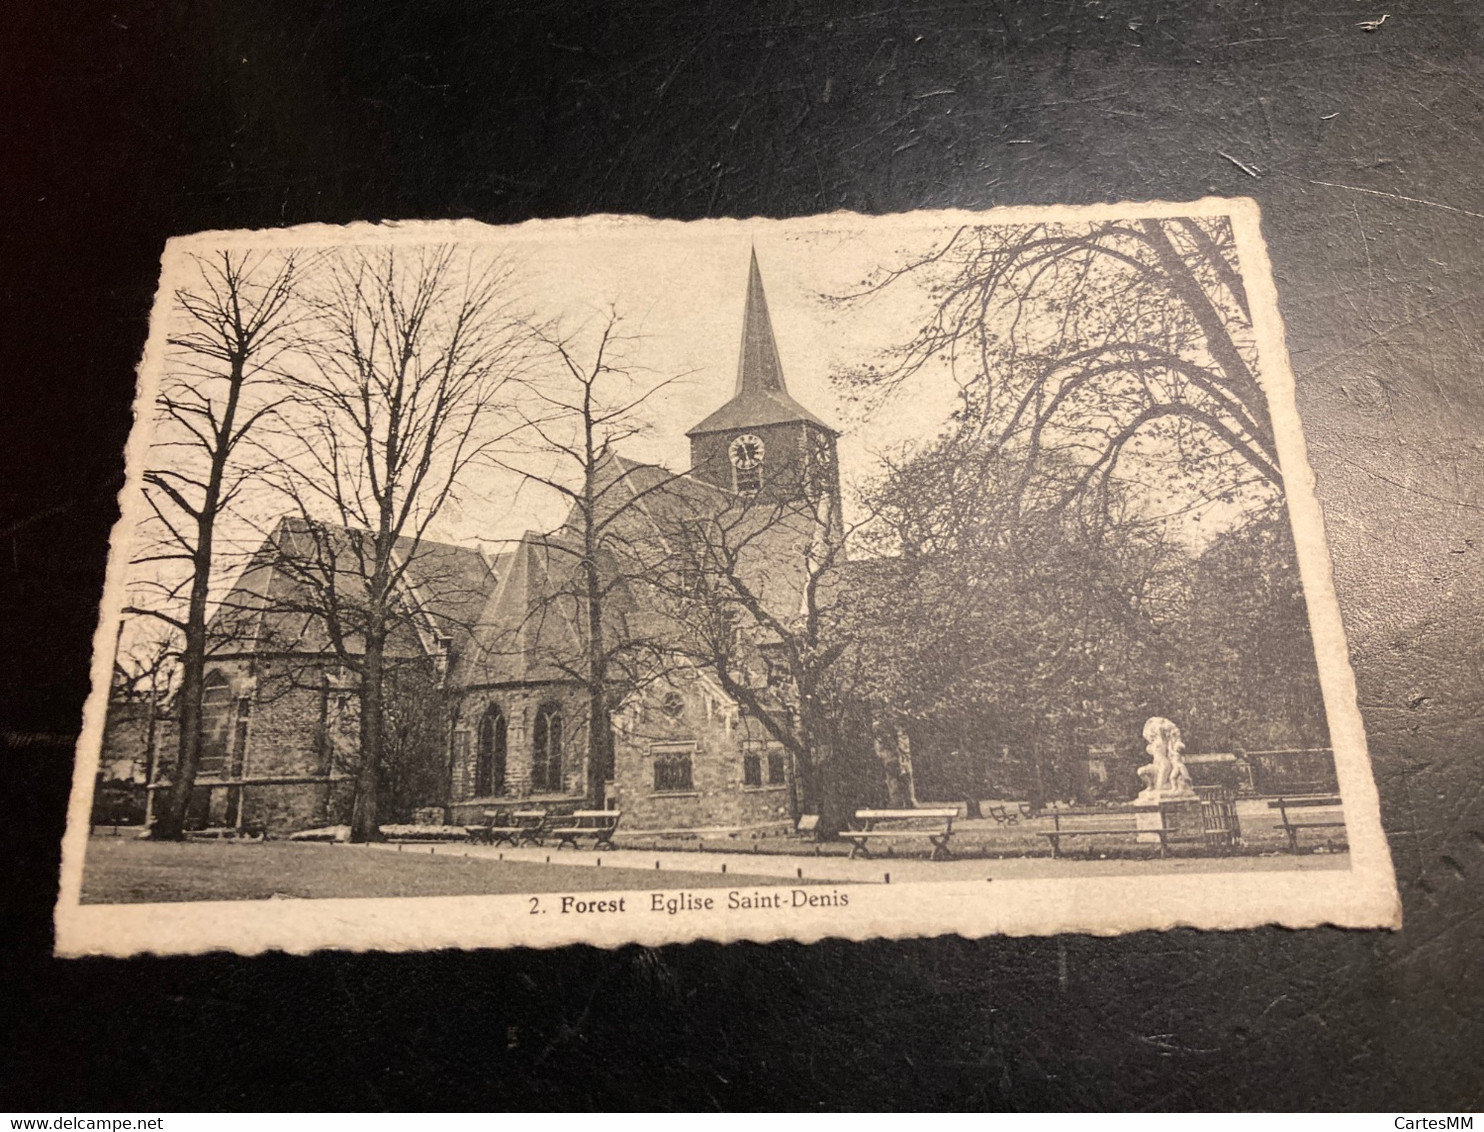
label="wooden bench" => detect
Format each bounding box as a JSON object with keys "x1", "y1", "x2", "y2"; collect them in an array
[
  {"x1": 466, "y1": 808, "x2": 548, "y2": 847},
  {"x1": 842, "y1": 808, "x2": 959, "y2": 861},
  {"x1": 987, "y1": 804, "x2": 1020, "y2": 825},
  {"x1": 1269, "y1": 795, "x2": 1346, "y2": 853},
  {"x1": 548, "y1": 810, "x2": 622, "y2": 851},
  {"x1": 1042, "y1": 809, "x2": 1170, "y2": 859}
]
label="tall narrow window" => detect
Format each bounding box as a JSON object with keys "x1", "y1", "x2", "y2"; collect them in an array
[
  {"x1": 766, "y1": 744, "x2": 786, "y2": 785},
  {"x1": 228, "y1": 697, "x2": 252, "y2": 778},
  {"x1": 532, "y1": 705, "x2": 563, "y2": 793},
  {"x1": 476, "y1": 705, "x2": 507, "y2": 797},
  {"x1": 453, "y1": 729, "x2": 471, "y2": 796},
  {"x1": 742, "y1": 741, "x2": 764, "y2": 787},
  {"x1": 198, "y1": 672, "x2": 232, "y2": 777}
]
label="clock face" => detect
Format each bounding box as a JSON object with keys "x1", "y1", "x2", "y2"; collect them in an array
[
  {"x1": 729, "y1": 433, "x2": 765, "y2": 470},
  {"x1": 808, "y1": 431, "x2": 833, "y2": 467}
]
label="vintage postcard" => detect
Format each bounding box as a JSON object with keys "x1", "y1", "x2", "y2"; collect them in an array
[{"x1": 55, "y1": 198, "x2": 1400, "y2": 957}]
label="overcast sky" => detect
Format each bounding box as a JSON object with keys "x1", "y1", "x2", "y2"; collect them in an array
[{"x1": 418, "y1": 212, "x2": 966, "y2": 550}]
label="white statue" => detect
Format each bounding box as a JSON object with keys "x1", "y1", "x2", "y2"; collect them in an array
[{"x1": 1135, "y1": 716, "x2": 1198, "y2": 804}]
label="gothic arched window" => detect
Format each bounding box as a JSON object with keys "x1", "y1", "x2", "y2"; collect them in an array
[
  {"x1": 531, "y1": 704, "x2": 563, "y2": 793},
  {"x1": 199, "y1": 671, "x2": 233, "y2": 777},
  {"x1": 475, "y1": 705, "x2": 507, "y2": 797}
]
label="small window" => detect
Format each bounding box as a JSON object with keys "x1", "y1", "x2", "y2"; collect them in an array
[
  {"x1": 652, "y1": 745, "x2": 694, "y2": 793},
  {"x1": 763, "y1": 654, "x2": 790, "y2": 688},
  {"x1": 743, "y1": 742, "x2": 784, "y2": 788},
  {"x1": 335, "y1": 694, "x2": 356, "y2": 735},
  {"x1": 767, "y1": 747, "x2": 786, "y2": 785},
  {"x1": 734, "y1": 466, "x2": 761, "y2": 494},
  {"x1": 661, "y1": 691, "x2": 685, "y2": 719},
  {"x1": 743, "y1": 752, "x2": 763, "y2": 787}
]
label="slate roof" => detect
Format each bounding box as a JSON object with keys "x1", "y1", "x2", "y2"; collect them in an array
[{"x1": 206, "y1": 518, "x2": 497, "y2": 661}]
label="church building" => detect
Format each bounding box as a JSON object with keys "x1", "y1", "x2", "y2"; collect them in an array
[
  {"x1": 444, "y1": 248, "x2": 845, "y2": 836},
  {"x1": 147, "y1": 249, "x2": 857, "y2": 837}
]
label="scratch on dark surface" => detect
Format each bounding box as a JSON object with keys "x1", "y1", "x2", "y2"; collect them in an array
[
  {"x1": 1218, "y1": 151, "x2": 1261, "y2": 177},
  {"x1": 1322, "y1": 451, "x2": 1484, "y2": 513},
  {"x1": 1006, "y1": 89, "x2": 1130, "y2": 112},
  {"x1": 1306, "y1": 178, "x2": 1484, "y2": 221},
  {"x1": 1357, "y1": 14, "x2": 1390, "y2": 32},
  {"x1": 1298, "y1": 289, "x2": 1484, "y2": 374},
  {"x1": 1139, "y1": 1033, "x2": 1221, "y2": 1055},
  {"x1": 1353, "y1": 203, "x2": 1374, "y2": 284},
  {"x1": 1394, "y1": 901, "x2": 1484, "y2": 966}
]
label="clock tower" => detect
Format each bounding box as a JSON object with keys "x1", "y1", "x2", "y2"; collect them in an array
[{"x1": 687, "y1": 250, "x2": 841, "y2": 519}]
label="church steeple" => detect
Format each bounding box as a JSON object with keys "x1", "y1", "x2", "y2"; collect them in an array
[
  {"x1": 686, "y1": 250, "x2": 835, "y2": 439},
  {"x1": 735, "y1": 247, "x2": 786, "y2": 396},
  {"x1": 687, "y1": 250, "x2": 840, "y2": 508}
]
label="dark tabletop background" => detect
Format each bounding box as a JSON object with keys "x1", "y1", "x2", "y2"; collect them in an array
[{"x1": 4, "y1": 0, "x2": 1482, "y2": 1111}]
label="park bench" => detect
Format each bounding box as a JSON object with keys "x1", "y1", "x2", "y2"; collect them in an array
[
  {"x1": 987, "y1": 804, "x2": 1020, "y2": 825},
  {"x1": 466, "y1": 808, "x2": 548, "y2": 847},
  {"x1": 548, "y1": 810, "x2": 622, "y2": 851},
  {"x1": 1269, "y1": 795, "x2": 1346, "y2": 853},
  {"x1": 842, "y1": 808, "x2": 959, "y2": 861},
  {"x1": 1042, "y1": 808, "x2": 1171, "y2": 859}
]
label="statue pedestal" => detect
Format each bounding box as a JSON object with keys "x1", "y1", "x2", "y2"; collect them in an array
[
  {"x1": 1132, "y1": 804, "x2": 1163, "y2": 844},
  {"x1": 1130, "y1": 796, "x2": 1203, "y2": 844},
  {"x1": 1160, "y1": 798, "x2": 1206, "y2": 842}
]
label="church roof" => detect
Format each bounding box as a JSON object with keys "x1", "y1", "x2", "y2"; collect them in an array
[
  {"x1": 686, "y1": 249, "x2": 836, "y2": 438},
  {"x1": 454, "y1": 533, "x2": 585, "y2": 686},
  {"x1": 206, "y1": 518, "x2": 498, "y2": 660}
]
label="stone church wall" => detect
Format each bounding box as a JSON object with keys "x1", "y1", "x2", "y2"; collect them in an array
[
  {"x1": 610, "y1": 675, "x2": 795, "y2": 833},
  {"x1": 447, "y1": 685, "x2": 591, "y2": 823}
]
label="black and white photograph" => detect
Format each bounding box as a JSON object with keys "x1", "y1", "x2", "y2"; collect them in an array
[{"x1": 55, "y1": 200, "x2": 1398, "y2": 956}]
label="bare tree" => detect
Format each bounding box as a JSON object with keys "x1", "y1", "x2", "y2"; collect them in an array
[
  {"x1": 649, "y1": 471, "x2": 882, "y2": 831},
  {"x1": 263, "y1": 245, "x2": 529, "y2": 841},
  {"x1": 106, "y1": 625, "x2": 179, "y2": 809},
  {"x1": 833, "y1": 218, "x2": 1302, "y2": 802},
  {"x1": 124, "y1": 249, "x2": 301, "y2": 839},
  {"x1": 836, "y1": 217, "x2": 1279, "y2": 528},
  {"x1": 490, "y1": 311, "x2": 690, "y2": 809}
]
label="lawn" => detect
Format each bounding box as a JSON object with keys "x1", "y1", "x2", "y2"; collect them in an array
[{"x1": 80, "y1": 836, "x2": 804, "y2": 905}]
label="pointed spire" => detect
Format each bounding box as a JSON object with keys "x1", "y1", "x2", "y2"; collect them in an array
[
  {"x1": 735, "y1": 247, "x2": 788, "y2": 396},
  {"x1": 686, "y1": 248, "x2": 837, "y2": 438}
]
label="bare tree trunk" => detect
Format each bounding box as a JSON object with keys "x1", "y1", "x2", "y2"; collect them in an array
[
  {"x1": 351, "y1": 630, "x2": 385, "y2": 842},
  {"x1": 134, "y1": 251, "x2": 298, "y2": 840},
  {"x1": 154, "y1": 383, "x2": 236, "y2": 840},
  {"x1": 587, "y1": 690, "x2": 609, "y2": 810},
  {"x1": 156, "y1": 612, "x2": 205, "y2": 838},
  {"x1": 798, "y1": 703, "x2": 850, "y2": 835},
  {"x1": 583, "y1": 453, "x2": 608, "y2": 810}
]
